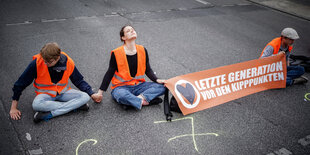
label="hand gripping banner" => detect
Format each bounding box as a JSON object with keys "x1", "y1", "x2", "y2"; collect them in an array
[{"x1": 165, "y1": 54, "x2": 287, "y2": 115}]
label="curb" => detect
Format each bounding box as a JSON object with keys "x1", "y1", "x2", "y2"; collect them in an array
[{"x1": 248, "y1": 0, "x2": 310, "y2": 21}]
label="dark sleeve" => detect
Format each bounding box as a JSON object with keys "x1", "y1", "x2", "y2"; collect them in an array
[
  {"x1": 144, "y1": 48, "x2": 158, "y2": 82},
  {"x1": 70, "y1": 67, "x2": 94, "y2": 96},
  {"x1": 99, "y1": 53, "x2": 117, "y2": 91},
  {"x1": 12, "y1": 60, "x2": 37, "y2": 101}
]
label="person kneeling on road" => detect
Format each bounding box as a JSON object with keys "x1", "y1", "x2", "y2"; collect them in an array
[
  {"x1": 10, "y1": 42, "x2": 101, "y2": 123},
  {"x1": 260, "y1": 27, "x2": 308, "y2": 86}
]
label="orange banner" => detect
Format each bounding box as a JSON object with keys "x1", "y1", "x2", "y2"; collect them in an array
[{"x1": 165, "y1": 54, "x2": 287, "y2": 115}]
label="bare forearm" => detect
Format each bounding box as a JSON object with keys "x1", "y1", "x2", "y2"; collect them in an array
[{"x1": 11, "y1": 100, "x2": 18, "y2": 110}]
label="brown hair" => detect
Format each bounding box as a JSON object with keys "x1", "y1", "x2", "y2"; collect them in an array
[
  {"x1": 120, "y1": 25, "x2": 133, "y2": 42},
  {"x1": 40, "y1": 42, "x2": 61, "y2": 61}
]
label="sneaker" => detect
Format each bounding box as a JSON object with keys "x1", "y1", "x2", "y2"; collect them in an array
[
  {"x1": 293, "y1": 76, "x2": 308, "y2": 85},
  {"x1": 149, "y1": 98, "x2": 163, "y2": 105},
  {"x1": 33, "y1": 111, "x2": 53, "y2": 123},
  {"x1": 77, "y1": 103, "x2": 89, "y2": 111}
]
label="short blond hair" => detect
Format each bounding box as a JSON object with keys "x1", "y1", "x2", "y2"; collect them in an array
[{"x1": 40, "y1": 42, "x2": 61, "y2": 61}]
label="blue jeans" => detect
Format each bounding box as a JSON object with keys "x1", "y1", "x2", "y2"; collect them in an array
[
  {"x1": 287, "y1": 65, "x2": 305, "y2": 86},
  {"x1": 111, "y1": 82, "x2": 165, "y2": 110},
  {"x1": 32, "y1": 89, "x2": 90, "y2": 117}
]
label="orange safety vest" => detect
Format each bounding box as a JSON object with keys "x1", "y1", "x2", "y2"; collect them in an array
[
  {"x1": 33, "y1": 52, "x2": 75, "y2": 97},
  {"x1": 260, "y1": 37, "x2": 293, "y2": 58},
  {"x1": 111, "y1": 44, "x2": 146, "y2": 89}
]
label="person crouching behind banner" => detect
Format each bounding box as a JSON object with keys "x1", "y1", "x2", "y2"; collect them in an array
[
  {"x1": 94, "y1": 25, "x2": 166, "y2": 109},
  {"x1": 260, "y1": 27, "x2": 308, "y2": 86},
  {"x1": 10, "y1": 42, "x2": 101, "y2": 123}
]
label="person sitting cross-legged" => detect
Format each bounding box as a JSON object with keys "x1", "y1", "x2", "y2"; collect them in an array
[
  {"x1": 260, "y1": 28, "x2": 308, "y2": 86},
  {"x1": 93, "y1": 25, "x2": 166, "y2": 109},
  {"x1": 10, "y1": 42, "x2": 101, "y2": 123}
]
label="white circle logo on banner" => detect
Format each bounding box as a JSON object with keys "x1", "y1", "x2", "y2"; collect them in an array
[{"x1": 174, "y1": 80, "x2": 200, "y2": 109}]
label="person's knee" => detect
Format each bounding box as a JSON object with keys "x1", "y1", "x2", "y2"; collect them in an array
[
  {"x1": 112, "y1": 88, "x2": 129, "y2": 100},
  {"x1": 153, "y1": 83, "x2": 165, "y2": 93},
  {"x1": 32, "y1": 102, "x2": 40, "y2": 111},
  {"x1": 32, "y1": 95, "x2": 46, "y2": 111},
  {"x1": 299, "y1": 66, "x2": 305, "y2": 75},
  {"x1": 80, "y1": 92, "x2": 90, "y2": 103},
  {"x1": 151, "y1": 82, "x2": 164, "y2": 88},
  {"x1": 32, "y1": 100, "x2": 45, "y2": 111},
  {"x1": 118, "y1": 92, "x2": 131, "y2": 100}
]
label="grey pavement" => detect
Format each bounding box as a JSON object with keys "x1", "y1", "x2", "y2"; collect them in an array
[
  {"x1": 0, "y1": 100, "x2": 24, "y2": 155},
  {"x1": 1, "y1": 0, "x2": 310, "y2": 154},
  {"x1": 249, "y1": 0, "x2": 310, "y2": 21}
]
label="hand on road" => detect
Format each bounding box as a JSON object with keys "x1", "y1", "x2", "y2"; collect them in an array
[{"x1": 10, "y1": 108, "x2": 21, "y2": 120}]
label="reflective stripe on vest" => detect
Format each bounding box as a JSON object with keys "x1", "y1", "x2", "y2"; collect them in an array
[
  {"x1": 111, "y1": 44, "x2": 146, "y2": 89},
  {"x1": 111, "y1": 75, "x2": 145, "y2": 87},
  {"x1": 113, "y1": 74, "x2": 145, "y2": 83},
  {"x1": 34, "y1": 81, "x2": 67, "y2": 87},
  {"x1": 33, "y1": 52, "x2": 75, "y2": 97},
  {"x1": 34, "y1": 88, "x2": 57, "y2": 96},
  {"x1": 34, "y1": 84, "x2": 69, "y2": 96}
]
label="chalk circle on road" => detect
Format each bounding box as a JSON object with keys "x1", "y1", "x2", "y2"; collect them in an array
[
  {"x1": 305, "y1": 93, "x2": 310, "y2": 101},
  {"x1": 75, "y1": 139, "x2": 98, "y2": 155}
]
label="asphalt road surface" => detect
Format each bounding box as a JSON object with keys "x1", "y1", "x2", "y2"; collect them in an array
[{"x1": 1, "y1": 0, "x2": 310, "y2": 154}]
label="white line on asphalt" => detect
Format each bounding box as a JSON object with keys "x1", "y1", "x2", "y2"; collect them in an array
[
  {"x1": 6, "y1": 21, "x2": 32, "y2": 26},
  {"x1": 298, "y1": 135, "x2": 310, "y2": 146},
  {"x1": 141, "y1": 11, "x2": 151, "y2": 14},
  {"x1": 26, "y1": 133, "x2": 31, "y2": 141},
  {"x1": 41, "y1": 18, "x2": 66, "y2": 23},
  {"x1": 237, "y1": 3, "x2": 251, "y2": 6},
  {"x1": 267, "y1": 148, "x2": 292, "y2": 155},
  {"x1": 275, "y1": 148, "x2": 292, "y2": 155},
  {"x1": 178, "y1": 8, "x2": 187, "y2": 11},
  {"x1": 104, "y1": 14, "x2": 120, "y2": 17},
  {"x1": 222, "y1": 4, "x2": 235, "y2": 7},
  {"x1": 195, "y1": 0, "x2": 209, "y2": 5},
  {"x1": 74, "y1": 16, "x2": 96, "y2": 20},
  {"x1": 130, "y1": 12, "x2": 143, "y2": 15},
  {"x1": 28, "y1": 148, "x2": 43, "y2": 155}
]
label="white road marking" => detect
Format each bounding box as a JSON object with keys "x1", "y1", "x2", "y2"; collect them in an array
[
  {"x1": 195, "y1": 0, "x2": 210, "y2": 5},
  {"x1": 28, "y1": 148, "x2": 43, "y2": 155},
  {"x1": 104, "y1": 14, "x2": 120, "y2": 17},
  {"x1": 298, "y1": 135, "x2": 310, "y2": 146},
  {"x1": 222, "y1": 4, "x2": 235, "y2": 7},
  {"x1": 26, "y1": 133, "x2": 31, "y2": 141},
  {"x1": 267, "y1": 148, "x2": 292, "y2": 155},
  {"x1": 41, "y1": 18, "x2": 66, "y2": 23},
  {"x1": 178, "y1": 8, "x2": 188, "y2": 11},
  {"x1": 6, "y1": 21, "x2": 32, "y2": 26},
  {"x1": 237, "y1": 3, "x2": 251, "y2": 6},
  {"x1": 274, "y1": 148, "x2": 292, "y2": 155},
  {"x1": 74, "y1": 16, "x2": 96, "y2": 20}
]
